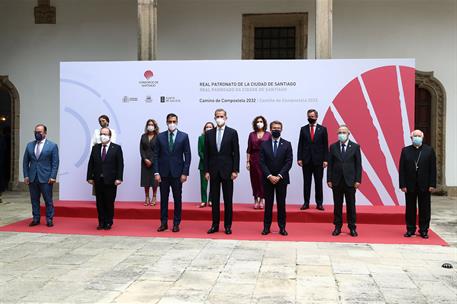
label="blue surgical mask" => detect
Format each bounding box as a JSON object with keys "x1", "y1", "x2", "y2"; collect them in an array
[
  {"x1": 412, "y1": 136, "x2": 423, "y2": 146},
  {"x1": 338, "y1": 133, "x2": 348, "y2": 143},
  {"x1": 34, "y1": 132, "x2": 44, "y2": 141}
]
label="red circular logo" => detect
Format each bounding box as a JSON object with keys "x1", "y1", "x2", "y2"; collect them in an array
[{"x1": 144, "y1": 70, "x2": 154, "y2": 80}]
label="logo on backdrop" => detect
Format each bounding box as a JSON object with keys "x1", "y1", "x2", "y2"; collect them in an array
[
  {"x1": 122, "y1": 96, "x2": 139, "y2": 103},
  {"x1": 322, "y1": 65, "x2": 415, "y2": 206},
  {"x1": 160, "y1": 96, "x2": 181, "y2": 103},
  {"x1": 139, "y1": 69, "x2": 159, "y2": 88},
  {"x1": 144, "y1": 70, "x2": 154, "y2": 80}
]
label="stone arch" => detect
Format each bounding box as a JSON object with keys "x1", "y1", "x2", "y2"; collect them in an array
[
  {"x1": 415, "y1": 70, "x2": 446, "y2": 190},
  {"x1": 0, "y1": 76, "x2": 20, "y2": 190}
]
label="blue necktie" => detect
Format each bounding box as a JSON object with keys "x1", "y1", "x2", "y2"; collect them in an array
[{"x1": 273, "y1": 140, "x2": 278, "y2": 156}]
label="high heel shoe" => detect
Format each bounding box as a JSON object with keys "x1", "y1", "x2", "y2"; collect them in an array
[
  {"x1": 150, "y1": 195, "x2": 157, "y2": 207},
  {"x1": 259, "y1": 199, "x2": 265, "y2": 209},
  {"x1": 254, "y1": 197, "x2": 260, "y2": 209},
  {"x1": 199, "y1": 202, "x2": 207, "y2": 208},
  {"x1": 144, "y1": 196, "x2": 150, "y2": 206}
]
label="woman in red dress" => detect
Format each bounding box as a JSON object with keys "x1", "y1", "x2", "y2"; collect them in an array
[{"x1": 246, "y1": 115, "x2": 271, "y2": 209}]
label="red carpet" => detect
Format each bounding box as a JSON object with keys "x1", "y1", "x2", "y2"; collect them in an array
[
  {"x1": 40, "y1": 201, "x2": 410, "y2": 224},
  {"x1": 0, "y1": 201, "x2": 448, "y2": 246}
]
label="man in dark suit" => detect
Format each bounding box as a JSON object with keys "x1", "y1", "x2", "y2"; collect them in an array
[
  {"x1": 154, "y1": 113, "x2": 191, "y2": 233},
  {"x1": 327, "y1": 125, "x2": 362, "y2": 237},
  {"x1": 87, "y1": 127, "x2": 124, "y2": 230},
  {"x1": 205, "y1": 109, "x2": 240, "y2": 235},
  {"x1": 259, "y1": 121, "x2": 293, "y2": 236},
  {"x1": 297, "y1": 109, "x2": 328, "y2": 211},
  {"x1": 399, "y1": 129, "x2": 436, "y2": 239},
  {"x1": 23, "y1": 124, "x2": 59, "y2": 227}
]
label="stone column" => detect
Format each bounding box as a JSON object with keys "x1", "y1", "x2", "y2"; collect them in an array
[
  {"x1": 315, "y1": 0, "x2": 333, "y2": 59},
  {"x1": 138, "y1": 0, "x2": 158, "y2": 60}
]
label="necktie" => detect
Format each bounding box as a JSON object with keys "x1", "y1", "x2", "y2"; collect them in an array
[
  {"x1": 310, "y1": 125, "x2": 315, "y2": 142},
  {"x1": 273, "y1": 140, "x2": 278, "y2": 156},
  {"x1": 35, "y1": 142, "x2": 42, "y2": 159},
  {"x1": 169, "y1": 132, "x2": 174, "y2": 152},
  {"x1": 341, "y1": 143, "x2": 346, "y2": 156},
  {"x1": 217, "y1": 128, "x2": 222, "y2": 152},
  {"x1": 102, "y1": 145, "x2": 107, "y2": 161}
]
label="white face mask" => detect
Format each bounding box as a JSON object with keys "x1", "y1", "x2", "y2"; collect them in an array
[
  {"x1": 147, "y1": 125, "x2": 155, "y2": 132},
  {"x1": 338, "y1": 133, "x2": 348, "y2": 143},
  {"x1": 256, "y1": 122, "x2": 264, "y2": 130},
  {"x1": 100, "y1": 134, "x2": 110, "y2": 144},
  {"x1": 215, "y1": 117, "x2": 225, "y2": 127},
  {"x1": 168, "y1": 123, "x2": 177, "y2": 132},
  {"x1": 205, "y1": 127, "x2": 213, "y2": 132}
]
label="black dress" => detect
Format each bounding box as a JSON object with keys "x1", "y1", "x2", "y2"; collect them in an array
[{"x1": 140, "y1": 133, "x2": 157, "y2": 187}]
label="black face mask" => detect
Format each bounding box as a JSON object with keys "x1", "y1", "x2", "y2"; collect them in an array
[
  {"x1": 308, "y1": 118, "x2": 317, "y2": 124},
  {"x1": 34, "y1": 132, "x2": 44, "y2": 141},
  {"x1": 271, "y1": 130, "x2": 281, "y2": 139}
]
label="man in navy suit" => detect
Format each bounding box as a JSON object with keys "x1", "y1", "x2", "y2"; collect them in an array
[
  {"x1": 327, "y1": 125, "x2": 362, "y2": 237},
  {"x1": 205, "y1": 109, "x2": 240, "y2": 235},
  {"x1": 297, "y1": 109, "x2": 328, "y2": 210},
  {"x1": 87, "y1": 127, "x2": 124, "y2": 230},
  {"x1": 154, "y1": 113, "x2": 191, "y2": 232},
  {"x1": 259, "y1": 121, "x2": 293, "y2": 236},
  {"x1": 23, "y1": 124, "x2": 59, "y2": 227}
]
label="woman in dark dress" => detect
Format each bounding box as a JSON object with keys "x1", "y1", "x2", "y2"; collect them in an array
[
  {"x1": 140, "y1": 119, "x2": 159, "y2": 206},
  {"x1": 198, "y1": 122, "x2": 214, "y2": 207},
  {"x1": 246, "y1": 115, "x2": 271, "y2": 209}
]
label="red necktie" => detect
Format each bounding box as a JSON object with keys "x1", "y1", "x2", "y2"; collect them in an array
[
  {"x1": 102, "y1": 145, "x2": 107, "y2": 161},
  {"x1": 310, "y1": 125, "x2": 315, "y2": 142}
]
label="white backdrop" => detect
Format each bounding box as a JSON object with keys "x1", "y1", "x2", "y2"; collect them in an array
[{"x1": 60, "y1": 59, "x2": 414, "y2": 204}]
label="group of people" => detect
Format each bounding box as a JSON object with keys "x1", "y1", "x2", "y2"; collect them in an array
[{"x1": 22, "y1": 108, "x2": 437, "y2": 238}]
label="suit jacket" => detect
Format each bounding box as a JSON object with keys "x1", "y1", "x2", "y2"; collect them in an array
[
  {"x1": 87, "y1": 143, "x2": 124, "y2": 184},
  {"x1": 327, "y1": 140, "x2": 362, "y2": 187},
  {"x1": 204, "y1": 126, "x2": 240, "y2": 179},
  {"x1": 259, "y1": 138, "x2": 293, "y2": 184},
  {"x1": 153, "y1": 130, "x2": 191, "y2": 178},
  {"x1": 399, "y1": 144, "x2": 436, "y2": 192},
  {"x1": 297, "y1": 124, "x2": 329, "y2": 165},
  {"x1": 23, "y1": 139, "x2": 59, "y2": 183}
]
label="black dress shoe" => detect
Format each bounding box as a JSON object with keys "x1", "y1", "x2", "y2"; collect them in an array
[
  {"x1": 29, "y1": 221, "x2": 40, "y2": 227},
  {"x1": 316, "y1": 205, "x2": 325, "y2": 211},
  {"x1": 225, "y1": 228, "x2": 232, "y2": 235},
  {"x1": 420, "y1": 232, "x2": 429, "y2": 239},
  {"x1": 349, "y1": 229, "x2": 358, "y2": 237},
  {"x1": 104, "y1": 224, "x2": 112, "y2": 230},
  {"x1": 207, "y1": 226, "x2": 219, "y2": 234},
  {"x1": 157, "y1": 224, "x2": 168, "y2": 232},
  {"x1": 279, "y1": 229, "x2": 288, "y2": 236},
  {"x1": 172, "y1": 225, "x2": 180, "y2": 232},
  {"x1": 404, "y1": 231, "x2": 414, "y2": 237},
  {"x1": 261, "y1": 229, "x2": 270, "y2": 235},
  {"x1": 46, "y1": 220, "x2": 54, "y2": 227},
  {"x1": 332, "y1": 228, "x2": 341, "y2": 236},
  {"x1": 96, "y1": 225, "x2": 104, "y2": 230},
  {"x1": 300, "y1": 204, "x2": 309, "y2": 210}
]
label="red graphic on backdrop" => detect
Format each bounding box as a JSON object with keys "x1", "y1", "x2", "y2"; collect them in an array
[
  {"x1": 323, "y1": 65, "x2": 415, "y2": 206},
  {"x1": 144, "y1": 70, "x2": 154, "y2": 80}
]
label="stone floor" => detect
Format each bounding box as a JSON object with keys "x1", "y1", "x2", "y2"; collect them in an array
[{"x1": 0, "y1": 191, "x2": 456, "y2": 304}]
